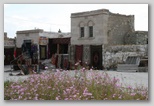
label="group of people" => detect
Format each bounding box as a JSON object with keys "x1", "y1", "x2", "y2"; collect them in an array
[
  {"x1": 17, "y1": 40, "x2": 38, "y2": 75},
  {"x1": 22, "y1": 40, "x2": 38, "y2": 65}
]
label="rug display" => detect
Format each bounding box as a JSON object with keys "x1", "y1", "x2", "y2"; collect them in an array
[
  {"x1": 62, "y1": 54, "x2": 69, "y2": 70},
  {"x1": 75, "y1": 45, "x2": 83, "y2": 64},
  {"x1": 57, "y1": 54, "x2": 62, "y2": 68},
  {"x1": 90, "y1": 45, "x2": 102, "y2": 69}
]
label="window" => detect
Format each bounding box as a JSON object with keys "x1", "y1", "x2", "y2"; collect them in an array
[
  {"x1": 87, "y1": 20, "x2": 94, "y2": 37},
  {"x1": 89, "y1": 26, "x2": 93, "y2": 37},
  {"x1": 80, "y1": 27, "x2": 84, "y2": 37}
]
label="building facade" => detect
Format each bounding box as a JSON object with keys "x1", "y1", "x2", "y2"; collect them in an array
[
  {"x1": 11, "y1": 8, "x2": 148, "y2": 70},
  {"x1": 70, "y1": 8, "x2": 147, "y2": 70},
  {"x1": 4, "y1": 32, "x2": 16, "y2": 65},
  {"x1": 16, "y1": 29, "x2": 71, "y2": 69}
]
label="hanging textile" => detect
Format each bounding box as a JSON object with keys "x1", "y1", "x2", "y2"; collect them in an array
[
  {"x1": 57, "y1": 54, "x2": 62, "y2": 68},
  {"x1": 55, "y1": 54, "x2": 58, "y2": 68},
  {"x1": 61, "y1": 55, "x2": 64, "y2": 68},
  {"x1": 62, "y1": 54, "x2": 69, "y2": 70},
  {"x1": 75, "y1": 45, "x2": 83, "y2": 64},
  {"x1": 90, "y1": 45, "x2": 102, "y2": 70}
]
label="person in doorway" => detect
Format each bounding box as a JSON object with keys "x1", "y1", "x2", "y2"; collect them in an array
[
  {"x1": 21, "y1": 42, "x2": 31, "y2": 67},
  {"x1": 21, "y1": 42, "x2": 27, "y2": 54}
]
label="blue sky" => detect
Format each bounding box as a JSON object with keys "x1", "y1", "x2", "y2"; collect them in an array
[{"x1": 4, "y1": 4, "x2": 148, "y2": 38}]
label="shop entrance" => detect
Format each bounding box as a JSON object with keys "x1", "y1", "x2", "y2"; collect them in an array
[{"x1": 91, "y1": 45, "x2": 102, "y2": 70}]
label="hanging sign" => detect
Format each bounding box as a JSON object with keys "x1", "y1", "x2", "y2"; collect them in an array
[{"x1": 39, "y1": 36, "x2": 48, "y2": 45}]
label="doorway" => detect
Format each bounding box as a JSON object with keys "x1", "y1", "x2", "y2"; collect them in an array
[
  {"x1": 91, "y1": 45, "x2": 102, "y2": 70},
  {"x1": 39, "y1": 45, "x2": 47, "y2": 60}
]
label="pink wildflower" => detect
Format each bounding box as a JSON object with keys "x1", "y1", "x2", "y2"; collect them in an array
[
  {"x1": 115, "y1": 83, "x2": 121, "y2": 88},
  {"x1": 34, "y1": 96, "x2": 38, "y2": 100},
  {"x1": 75, "y1": 62, "x2": 79, "y2": 66},
  {"x1": 112, "y1": 94, "x2": 116, "y2": 98},
  {"x1": 64, "y1": 98, "x2": 68, "y2": 100},
  {"x1": 56, "y1": 69, "x2": 60, "y2": 72},
  {"x1": 31, "y1": 79, "x2": 34, "y2": 83},
  {"x1": 118, "y1": 95, "x2": 122, "y2": 99},
  {"x1": 48, "y1": 86, "x2": 51, "y2": 89},
  {"x1": 104, "y1": 98, "x2": 108, "y2": 100},
  {"x1": 21, "y1": 92, "x2": 24, "y2": 95},
  {"x1": 127, "y1": 86, "x2": 132, "y2": 89},
  {"x1": 18, "y1": 95, "x2": 22, "y2": 99},
  {"x1": 131, "y1": 93, "x2": 136, "y2": 96},
  {"x1": 45, "y1": 66, "x2": 48, "y2": 70},
  {"x1": 56, "y1": 97, "x2": 59, "y2": 100},
  {"x1": 112, "y1": 77, "x2": 119, "y2": 83},
  {"x1": 83, "y1": 93, "x2": 92, "y2": 96},
  {"x1": 73, "y1": 95, "x2": 77, "y2": 98}
]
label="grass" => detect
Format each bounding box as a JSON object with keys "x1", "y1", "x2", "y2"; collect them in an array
[{"x1": 4, "y1": 69, "x2": 148, "y2": 100}]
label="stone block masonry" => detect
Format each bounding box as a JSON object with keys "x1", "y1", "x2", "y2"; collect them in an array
[{"x1": 103, "y1": 45, "x2": 148, "y2": 69}]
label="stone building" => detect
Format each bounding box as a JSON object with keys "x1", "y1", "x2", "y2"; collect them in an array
[
  {"x1": 4, "y1": 32, "x2": 16, "y2": 65},
  {"x1": 70, "y1": 8, "x2": 148, "y2": 69},
  {"x1": 71, "y1": 9, "x2": 134, "y2": 45},
  {"x1": 16, "y1": 29, "x2": 43, "y2": 49},
  {"x1": 16, "y1": 29, "x2": 70, "y2": 69}
]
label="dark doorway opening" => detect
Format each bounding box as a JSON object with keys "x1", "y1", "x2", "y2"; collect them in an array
[
  {"x1": 60, "y1": 44, "x2": 68, "y2": 54},
  {"x1": 39, "y1": 45, "x2": 47, "y2": 60},
  {"x1": 91, "y1": 45, "x2": 102, "y2": 70},
  {"x1": 24, "y1": 40, "x2": 31, "y2": 53}
]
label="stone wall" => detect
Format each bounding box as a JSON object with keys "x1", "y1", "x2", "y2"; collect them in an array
[
  {"x1": 124, "y1": 31, "x2": 148, "y2": 45},
  {"x1": 103, "y1": 45, "x2": 148, "y2": 69},
  {"x1": 136, "y1": 31, "x2": 148, "y2": 45},
  {"x1": 107, "y1": 14, "x2": 134, "y2": 45}
]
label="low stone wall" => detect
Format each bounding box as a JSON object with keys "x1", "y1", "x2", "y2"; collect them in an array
[{"x1": 103, "y1": 45, "x2": 148, "y2": 69}]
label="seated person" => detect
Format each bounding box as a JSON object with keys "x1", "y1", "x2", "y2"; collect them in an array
[{"x1": 17, "y1": 55, "x2": 35, "y2": 75}]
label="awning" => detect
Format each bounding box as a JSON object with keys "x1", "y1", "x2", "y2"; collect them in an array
[{"x1": 51, "y1": 38, "x2": 70, "y2": 44}]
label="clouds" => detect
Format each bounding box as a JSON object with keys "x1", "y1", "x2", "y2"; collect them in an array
[{"x1": 4, "y1": 4, "x2": 148, "y2": 38}]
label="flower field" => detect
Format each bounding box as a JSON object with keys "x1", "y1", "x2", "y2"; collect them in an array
[{"x1": 4, "y1": 69, "x2": 148, "y2": 100}]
